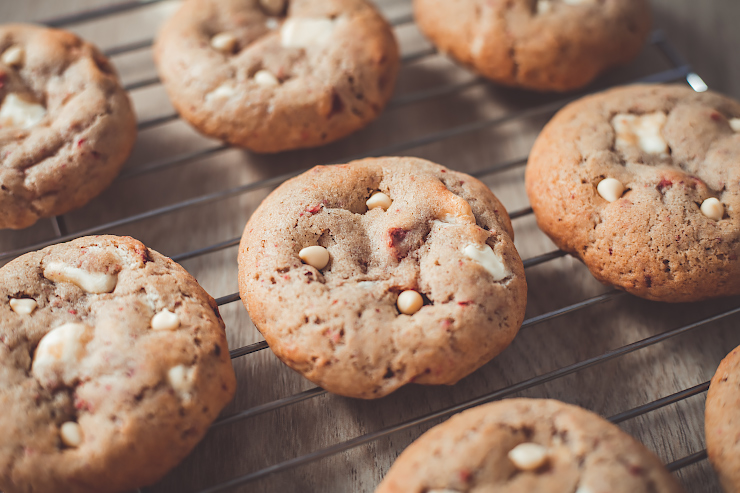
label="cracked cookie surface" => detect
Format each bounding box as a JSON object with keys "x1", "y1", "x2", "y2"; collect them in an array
[
  {"x1": 376, "y1": 398, "x2": 685, "y2": 493},
  {"x1": 154, "y1": 0, "x2": 399, "y2": 153},
  {"x1": 238, "y1": 157, "x2": 527, "y2": 399},
  {"x1": 0, "y1": 24, "x2": 137, "y2": 230},
  {"x1": 706, "y1": 345, "x2": 740, "y2": 493},
  {"x1": 0, "y1": 236, "x2": 236, "y2": 493},
  {"x1": 526, "y1": 84, "x2": 740, "y2": 302},
  {"x1": 413, "y1": 0, "x2": 651, "y2": 92}
]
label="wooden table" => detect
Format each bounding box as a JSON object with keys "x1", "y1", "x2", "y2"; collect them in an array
[{"x1": 2, "y1": 1, "x2": 739, "y2": 492}]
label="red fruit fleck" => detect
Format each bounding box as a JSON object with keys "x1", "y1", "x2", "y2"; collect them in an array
[
  {"x1": 387, "y1": 227, "x2": 407, "y2": 248},
  {"x1": 77, "y1": 138, "x2": 86, "y2": 147},
  {"x1": 332, "y1": 299, "x2": 338, "y2": 305},
  {"x1": 459, "y1": 469, "x2": 472, "y2": 483},
  {"x1": 711, "y1": 112, "x2": 722, "y2": 121},
  {"x1": 68, "y1": 309, "x2": 77, "y2": 315},
  {"x1": 629, "y1": 465, "x2": 645, "y2": 476},
  {"x1": 305, "y1": 204, "x2": 322, "y2": 215},
  {"x1": 657, "y1": 178, "x2": 672, "y2": 192},
  {"x1": 458, "y1": 301, "x2": 472, "y2": 306},
  {"x1": 440, "y1": 169, "x2": 446, "y2": 173},
  {"x1": 283, "y1": 275, "x2": 289, "y2": 280}
]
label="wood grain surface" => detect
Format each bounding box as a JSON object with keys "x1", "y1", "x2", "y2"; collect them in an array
[{"x1": 1, "y1": 1, "x2": 739, "y2": 492}]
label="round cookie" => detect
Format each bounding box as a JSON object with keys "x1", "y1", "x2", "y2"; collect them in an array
[
  {"x1": 0, "y1": 236, "x2": 236, "y2": 493},
  {"x1": 413, "y1": 0, "x2": 651, "y2": 92},
  {"x1": 525, "y1": 84, "x2": 740, "y2": 302},
  {"x1": 0, "y1": 24, "x2": 137, "y2": 230},
  {"x1": 238, "y1": 157, "x2": 527, "y2": 399},
  {"x1": 706, "y1": 345, "x2": 740, "y2": 493},
  {"x1": 376, "y1": 398, "x2": 686, "y2": 493},
  {"x1": 154, "y1": 0, "x2": 399, "y2": 153}
]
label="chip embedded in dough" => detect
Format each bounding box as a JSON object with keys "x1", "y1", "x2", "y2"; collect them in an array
[{"x1": 238, "y1": 157, "x2": 527, "y2": 399}]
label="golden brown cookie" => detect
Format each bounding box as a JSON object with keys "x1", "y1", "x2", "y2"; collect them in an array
[
  {"x1": 706, "y1": 345, "x2": 740, "y2": 493},
  {"x1": 154, "y1": 0, "x2": 399, "y2": 153},
  {"x1": 0, "y1": 24, "x2": 137, "y2": 230},
  {"x1": 525, "y1": 84, "x2": 740, "y2": 302},
  {"x1": 238, "y1": 157, "x2": 527, "y2": 399},
  {"x1": 413, "y1": 0, "x2": 652, "y2": 92},
  {"x1": 0, "y1": 236, "x2": 236, "y2": 493},
  {"x1": 376, "y1": 398, "x2": 686, "y2": 493}
]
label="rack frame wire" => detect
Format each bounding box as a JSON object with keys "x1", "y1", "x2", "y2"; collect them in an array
[{"x1": 2, "y1": 1, "x2": 731, "y2": 492}]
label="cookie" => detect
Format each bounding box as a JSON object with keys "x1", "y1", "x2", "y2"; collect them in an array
[
  {"x1": 525, "y1": 84, "x2": 740, "y2": 302},
  {"x1": 0, "y1": 24, "x2": 137, "y2": 230},
  {"x1": 376, "y1": 398, "x2": 685, "y2": 493},
  {"x1": 706, "y1": 345, "x2": 740, "y2": 493},
  {"x1": 154, "y1": 0, "x2": 399, "y2": 153},
  {"x1": 0, "y1": 236, "x2": 236, "y2": 493},
  {"x1": 413, "y1": 0, "x2": 651, "y2": 92},
  {"x1": 238, "y1": 157, "x2": 527, "y2": 399}
]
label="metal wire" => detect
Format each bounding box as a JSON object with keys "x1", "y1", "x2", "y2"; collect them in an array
[
  {"x1": 8, "y1": 1, "x2": 718, "y2": 490},
  {"x1": 200, "y1": 306, "x2": 740, "y2": 492}
]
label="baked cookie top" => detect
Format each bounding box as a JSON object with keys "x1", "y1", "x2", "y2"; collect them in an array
[
  {"x1": 238, "y1": 157, "x2": 527, "y2": 399},
  {"x1": 706, "y1": 345, "x2": 740, "y2": 493},
  {"x1": 154, "y1": 0, "x2": 399, "y2": 153},
  {"x1": 525, "y1": 84, "x2": 740, "y2": 302},
  {"x1": 376, "y1": 398, "x2": 685, "y2": 493},
  {"x1": 0, "y1": 236, "x2": 236, "y2": 493},
  {"x1": 0, "y1": 24, "x2": 137, "y2": 230},
  {"x1": 413, "y1": 0, "x2": 651, "y2": 92}
]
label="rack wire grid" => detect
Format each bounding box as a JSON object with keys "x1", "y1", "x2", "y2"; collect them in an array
[{"x1": 2, "y1": 0, "x2": 738, "y2": 492}]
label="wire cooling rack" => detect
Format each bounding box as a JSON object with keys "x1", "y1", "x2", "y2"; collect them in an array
[{"x1": 2, "y1": 1, "x2": 737, "y2": 492}]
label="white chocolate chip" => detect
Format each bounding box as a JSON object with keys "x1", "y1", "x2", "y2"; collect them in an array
[
  {"x1": 397, "y1": 290, "x2": 423, "y2": 315},
  {"x1": 0, "y1": 93, "x2": 46, "y2": 129},
  {"x1": 9, "y1": 298, "x2": 37, "y2": 315},
  {"x1": 366, "y1": 192, "x2": 392, "y2": 211},
  {"x1": 210, "y1": 32, "x2": 237, "y2": 53},
  {"x1": 508, "y1": 442, "x2": 548, "y2": 470},
  {"x1": 168, "y1": 364, "x2": 195, "y2": 401},
  {"x1": 729, "y1": 118, "x2": 740, "y2": 132},
  {"x1": 259, "y1": 0, "x2": 286, "y2": 16},
  {"x1": 701, "y1": 197, "x2": 724, "y2": 221},
  {"x1": 43, "y1": 261, "x2": 117, "y2": 294},
  {"x1": 597, "y1": 177, "x2": 625, "y2": 203},
  {"x1": 254, "y1": 70, "x2": 280, "y2": 87},
  {"x1": 299, "y1": 246, "x2": 330, "y2": 270},
  {"x1": 2, "y1": 45, "x2": 24, "y2": 67},
  {"x1": 611, "y1": 112, "x2": 669, "y2": 155},
  {"x1": 280, "y1": 18, "x2": 336, "y2": 48},
  {"x1": 205, "y1": 84, "x2": 237, "y2": 103},
  {"x1": 463, "y1": 244, "x2": 510, "y2": 281},
  {"x1": 32, "y1": 323, "x2": 92, "y2": 387},
  {"x1": 60, "y1": 421, "x2": 83, "y2": 447},
  {"x1": 151, "y1": 309, "x2": 180, "y2": 331},
  {"x1": 265, "y1": 18, "x2": 279, "y2": 30}
]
